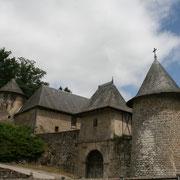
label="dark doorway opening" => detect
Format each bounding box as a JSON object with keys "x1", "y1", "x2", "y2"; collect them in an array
[{"x1": 86, "y1": 150, "x2": 103, "y2": 178}]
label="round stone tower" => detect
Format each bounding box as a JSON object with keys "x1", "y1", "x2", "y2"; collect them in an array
[
  {"x1": 0, "y1": 79, "x2": 27, "y2": 122},
  {"x1": 127, "y1": 60, "x2": 180, "y2": 177}
]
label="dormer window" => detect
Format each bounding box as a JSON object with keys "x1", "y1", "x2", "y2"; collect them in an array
[{"x1": 93, "y1": 119, "x2": 98, "y2": 127}]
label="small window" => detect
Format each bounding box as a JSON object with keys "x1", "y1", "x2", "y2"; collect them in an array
[
  {"x1": 11, "y1": 94, "x2": 16, "y2": 107},
  {"x1": 8, "y1": 116, "x2": 11, "y2": 119},
  {"x1": 3, "y1": 93, "x2": 8, "y2": 103},
  {"x1": 71, "y1": 117, "x2": 77, "y2": 126},
  {"x1": 93, "y1": 119, "x2": 98, "y2": 127},
  {"x1": 55, "y1": 126, "x2": 59, "y2": 132}
]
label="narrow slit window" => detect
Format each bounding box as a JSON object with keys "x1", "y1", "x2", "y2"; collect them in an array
[
  {"x1": 93, "y1": 119, "x2": 98, "y2": 127},
  {"x1": 55, "y1": 126, "x2": 59, "y2": 132},
  {"x1": 3, "y1": 93, "x2": 8, "y2": 103},
  {"x1": 71, "y1": 117, "x2": 77, "y2": 126}
]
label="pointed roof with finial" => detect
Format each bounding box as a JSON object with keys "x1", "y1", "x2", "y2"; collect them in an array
[
  {"x1": 0, "y1": 79, "x2": 25, "y2": 96},
  {"x1": 80, "y1": 80, "x2": 132, "y2": 113},
  {"x1": 127, "y1": 49, "x2": 180, "y2": 107}
]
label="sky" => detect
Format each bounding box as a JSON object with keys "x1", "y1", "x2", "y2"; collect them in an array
[{"x1": 0, "y1": 0, "x2": 180, "y2": 100}]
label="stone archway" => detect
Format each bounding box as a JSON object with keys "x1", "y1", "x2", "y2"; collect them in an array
[{"x1": 86, "y1": 150, "x2": 103, "y2": 178}]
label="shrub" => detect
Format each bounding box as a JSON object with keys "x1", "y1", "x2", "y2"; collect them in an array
[{"x1": 0, "y1": 123, "x2": 46, "y2": 162}]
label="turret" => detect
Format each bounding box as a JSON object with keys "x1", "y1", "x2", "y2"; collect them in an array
[
  {"x1": 0, "y1": 79, "x2": 26, "y2": 123},
  {"x1": 76, "y1": 81, "x2": 132, "y2": 178},
  {"x1": 127, "y1": 59, "x2": 180, "y2": 177}
]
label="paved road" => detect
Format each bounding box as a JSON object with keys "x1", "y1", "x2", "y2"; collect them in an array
[{"x1": 0, "y1": 163, "x2": 66, "y2": 179}]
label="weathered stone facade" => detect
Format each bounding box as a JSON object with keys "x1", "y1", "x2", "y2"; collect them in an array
[
  {"x1": 37, "y1": 128, "x2": 131, "y2": 178},
  {"x1": 38, "y1": 130, "x2": 79, "y2": 174},
  {"x1": 14, "y1": 108, "x2": 37, "y2": 130},
  {"x1": 15, "y1": 107, "x2": 80, "y2": 134},
  {"x1": 35, "y1": 108, "x2": 80, "y2": 134},
  {"x1": 79, "y1": 108, "x2": 131, "y2": 142},
  {"x1": 76, "y1": 108, "x2": 132, "y2": 178},
  {"x1": 76, "y1": 137, "x2": 131, "y2": 178},
  {"x1": 130, "y1": 93, "x2": 180, "y2": 177},
  {"x1": 0, "y1": 92, "x2": 25, "y2": 123}
]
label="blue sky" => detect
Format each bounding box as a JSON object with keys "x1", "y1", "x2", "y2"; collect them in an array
[
  {"x1": 122, "y1": 1, "x2": 180, "y2": 98},
  {"x1": 162, "y1": 2, "x2": 180, "y2": 89},
  {"x1": 0, "y1": 0, "x2": 179, "y2": 100}
]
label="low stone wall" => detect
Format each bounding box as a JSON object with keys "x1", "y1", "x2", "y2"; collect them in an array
[
  {"x1": 38, "y1": 130, "x2": 79, "y2": 174},
  {"x1": 0, "y1": 167, "x2": 29, "y2": 179}
]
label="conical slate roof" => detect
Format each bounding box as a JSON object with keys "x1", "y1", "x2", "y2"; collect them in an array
[
  {"x1": 80, "y1": 81, "x2": 132, "y2": 113},
  {"x1": 127, "y1": 60, "x2": 180, "y2": 107},
  {"x1": 17, "y1": 85, "x2": 89, "y2": 115},
  {"x1": 0, "y1": 79, "x2": 25, "y2": 96}
]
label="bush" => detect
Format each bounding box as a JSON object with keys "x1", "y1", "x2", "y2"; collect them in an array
[{"x1": 0, "y1": 123, "x2": 46, "y2": 162}]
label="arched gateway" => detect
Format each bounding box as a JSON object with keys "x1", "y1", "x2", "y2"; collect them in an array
[{"x1": 86, "y1": 150, "x2": 103, "y2": 178}]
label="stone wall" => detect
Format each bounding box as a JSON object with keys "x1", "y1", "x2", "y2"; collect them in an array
[
  {"x1": 14, "y1": 108, "x2": 37, "y2": 131},
  {"x1": 130, "y1": 93, "x2": 180, "y2": 177},
  {"x1": 0, "y1": 92, "x2": 25, "y2": 123},
  {"x1": 79, "y1": 109, "x2": 132, "y2": 142},
  {"x1": 76, "y1": 136, "x2": 131, "y2": 178},
  {"x1": 35, "y1": 108, "x2": 80, "y2": 134},
  {"x1": 0, "y1": 167, "x2": 29, "y2": 179},
  {"x1": 38, "y1": 130, "x2": 79, "y2": 174}
]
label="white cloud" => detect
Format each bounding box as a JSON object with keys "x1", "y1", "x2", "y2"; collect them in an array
[{"x1": 0, "y1": 0, "x2": 179, "y2": 100}]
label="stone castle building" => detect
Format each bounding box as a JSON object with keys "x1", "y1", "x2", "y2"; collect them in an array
[
  {"x1": 1, "y1": 58, "x2": 180, "y2": 179},
  {"x1": 14, "y1": 85, "x2": 88, "y2": 134}
]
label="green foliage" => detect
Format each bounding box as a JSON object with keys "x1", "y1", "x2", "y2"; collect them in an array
[
  {"x1": 0, "y1": 48, "x2": 49, "y2": 97},
  {"x1": 64, "y1": 87, "x2": 72, "y2": 93},
  {"x1": 59, "y1": 86, "x2": 63, "y2": 90},
  {"x1": 0, "y1": 48, "x2": 19, "y2": 87},
  {"x1": 0, "y1": 123, "x2": 46, "y2": 162},
  {"x1": 16, "y1": 57, "x2": 49, "y2": 97}
]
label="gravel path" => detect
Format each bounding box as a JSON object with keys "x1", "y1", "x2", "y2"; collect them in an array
[{"x1": 0, "y1": 163, "x2": 67, "y2": 179}]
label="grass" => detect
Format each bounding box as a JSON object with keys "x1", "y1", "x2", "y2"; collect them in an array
[{"x1": 5, "y1": 163, "x2": 80, "y2": 179}]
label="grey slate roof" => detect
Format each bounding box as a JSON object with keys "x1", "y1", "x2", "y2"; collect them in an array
[
  {"x1": 127, "y1": 60, "x2": 180, "y2": 107},
  {"x1": 80, "y1": 81, "x2": 132, "y2": 113},
  {"x1": 17, "y1": 86, "x2": 89, "y2": 114},
  {"x1": 0, "y1": 79, "x2": 25, "y2": 96}
]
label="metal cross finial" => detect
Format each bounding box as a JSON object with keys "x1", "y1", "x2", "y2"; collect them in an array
[
  {"x1": 112, "y1": 77, "x2": 114, "y2": 84},
  {"x1": 153, "y1": 48, "x2": 157, "y2": 60}
]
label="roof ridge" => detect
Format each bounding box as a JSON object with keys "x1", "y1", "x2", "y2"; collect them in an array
[
  {"x1": 16, "y1": 85, "x2": 89, "y2": 115},
  {"x1": 98, "y1": 80, "x2": 113, "y2": 89},
  {"x1": 43, "y1": 85, "x2": 89, "y2": 100},
  {"x1": 37, "y1": 85, "x2": 45, "y2": 106}
]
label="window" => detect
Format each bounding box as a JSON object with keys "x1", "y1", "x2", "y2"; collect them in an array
[
  {"x1": 71, "y1": 117, "x2": 77, "y2": 126},
  {"x1": 55, "y1": 126, "x2": 59, "y2": 132},
  {"x1": 11, "y1": 94, "x2": 16, "y2": 107},
  {"x1": 3, "y1": 93, "x2": 8, "y2": 103},
  {"x1": 93, "y1": 119, "x2": 98, "y2": 127}
]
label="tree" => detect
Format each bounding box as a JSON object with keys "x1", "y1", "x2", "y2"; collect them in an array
[
  {"x1": 64, "y1": 87, "x2": 72, "y2": 93},
  {"x1": 59, "y1": 86, "x2": 72, "y2": 93},
  {"x1": 0, "y1": 123, "x2": 46, "y2": 162},
  {"x1": 16, "y1": 57, "x2": 49, "y2": 97},
  {"x1": 59, "y1": 86, "x2": 63, "y2": 90},
  {"x1": 0, "y1": 48, "x2": 49, "y2": 97},
  {"x1": 0, "y1": 48, "x2": 19, "y2": 88}
]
